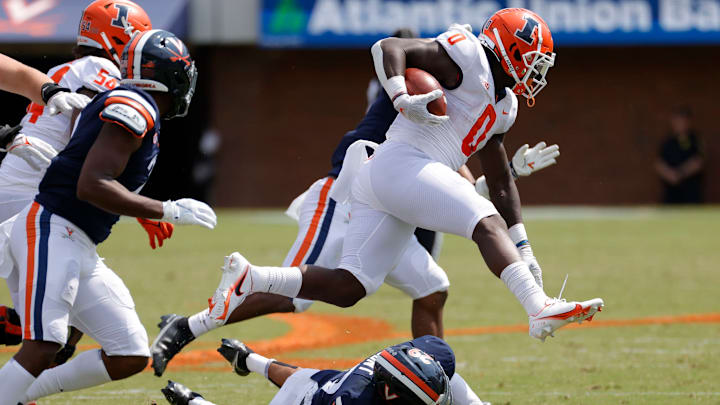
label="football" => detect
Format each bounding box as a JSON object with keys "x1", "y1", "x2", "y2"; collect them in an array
[{"x1": 405, "y1": 68, "x2": 447, "y2": 116}]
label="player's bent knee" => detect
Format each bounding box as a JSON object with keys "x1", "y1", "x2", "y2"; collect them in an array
[
  {"x1": 471, "y1": 214, "x2": 505, "y2": 243},
  {"x1": 414, "y1": 290, "x2": 449, "y2": 311},
  {"x1": 328, "y1": 269, "x2": 366, "y2": 308},
  {"x1": 14, "y1": 340, "x2": 62, "y2": 375},
  {"x1": 104, "y1": 355, "x2": 149, "y2": 380},
  {"x1": 124, "y1": 356, "x2": 149, "y2": 375}
]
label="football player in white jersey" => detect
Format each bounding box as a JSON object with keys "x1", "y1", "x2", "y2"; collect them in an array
[
  {"x1": 0, "y1": 0, "x2": 170, "y2": 368},
  {"x1": 211, "y1": 8, "x2": 603, "y2": 342}
]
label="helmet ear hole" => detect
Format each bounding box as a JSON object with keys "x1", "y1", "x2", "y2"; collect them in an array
[{"x1": 513, "y1": 49, "x2": 522, "y2": 61}]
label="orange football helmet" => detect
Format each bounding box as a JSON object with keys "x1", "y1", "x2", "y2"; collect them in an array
[
  {"x1": 481, "y1": 8, "x2": 555, "y2": 106},
  {"x1": 77, "y1": 0, "x2": 152, "y2": 66}
]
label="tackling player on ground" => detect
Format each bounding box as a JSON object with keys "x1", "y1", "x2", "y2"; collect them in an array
[
  {"x1": 204, "y1": 9, "x2": 603, "y2": 343},
  {"x1": 0, "y1": 29, "x2": 216, "y2": 405},
  {"x1": 163, "y1": 335, "x2": 460, "y2": 405}
]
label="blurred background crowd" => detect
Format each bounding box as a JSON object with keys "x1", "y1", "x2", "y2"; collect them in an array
[{"x1": 0, "y1": 0, "x2": 716, "y2": 206}]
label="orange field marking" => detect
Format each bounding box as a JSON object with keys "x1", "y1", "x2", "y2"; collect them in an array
[{"x1": 2, "y1": 312, "x2": 719, "y2": 372}]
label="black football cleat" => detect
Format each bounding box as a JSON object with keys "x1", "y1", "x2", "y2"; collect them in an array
[
  {"x1": 0, "y1": 124, "x2": 22, "y2": 150},
  {"x1": 151, "y1": 314, "x2": 196, "y2": 377},
  {"x1": 217, "y1": 338, "x2": 254, "y2": 376},
  {"x1": 161, "y1": 380, "x2": 203, "y2": 405}
]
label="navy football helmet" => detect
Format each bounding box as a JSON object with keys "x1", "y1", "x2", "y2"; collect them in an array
[
  {"x1": 373, "y1": 345, "x2": 452, "y2": 405},
  {"x1": 120, "y1": 29, "x2": 197, "y2": 119}
]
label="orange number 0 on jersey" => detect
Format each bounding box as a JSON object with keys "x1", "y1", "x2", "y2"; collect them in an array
[
  {"x1": 461, "y1": 104, "x2": 496, "y2": 156},
  {"x1": 447, "y1": 33, "x2": 466, "y2": 45}
]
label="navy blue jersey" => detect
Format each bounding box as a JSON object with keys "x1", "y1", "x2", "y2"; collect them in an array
[
  {"x1": 36, "y1": 85, "x2": 160, "y2": 244},
  {"x1": 310, "y1": 336, "x2": 455, "y2": 405},
  {"x1": 327, "y1": 91, "x2": 397, "y2": 178}
]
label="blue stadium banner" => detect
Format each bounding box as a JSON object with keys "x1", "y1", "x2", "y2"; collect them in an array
[
  {"x1": 261, "y1": 0, "x2": 720, "y2": 47},
  {"x1": 0, "y1": 0, "x2": 188, "y2": 43}
]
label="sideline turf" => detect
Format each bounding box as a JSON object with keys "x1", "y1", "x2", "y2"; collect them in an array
[{"x1": 1, "y1": 207, "x2": 718, "y2": 404}]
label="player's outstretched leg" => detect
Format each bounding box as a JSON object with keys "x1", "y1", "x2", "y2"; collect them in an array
[
  {"x1": 151, "y1": 294, "x2": 296, "y2": 377},
  {"x1": 207, "y1": 252, "x2": 366, "y2": 327},
  {"x1": 472, "y1": 215, "x2": 604, "y2": 341}
]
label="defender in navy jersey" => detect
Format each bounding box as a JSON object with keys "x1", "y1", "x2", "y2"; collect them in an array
[
  {"x1": 0, "y1": 30, "x2": 217, "y2": 405},
  {"x1": 162, "y1": 335, "x2": 461, "y2": 405}
]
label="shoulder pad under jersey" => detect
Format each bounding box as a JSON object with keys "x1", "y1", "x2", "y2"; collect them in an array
[
  {"x1": 496, "y1": 89, "x2": 518, "y2": 134},
  {"x1": 63, "y1": 56, "x2": 121, "y2": 93},
  {"x1": 99, "y1": 89, "x2": 156, "y2": 138},
  {"x1": 436, "y1": 25, "x2": 481, "y2": 72}
]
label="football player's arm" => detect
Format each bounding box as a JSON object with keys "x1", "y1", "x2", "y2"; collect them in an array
[
  {"x1": 0, "y1": 53, "x2": 90, "y2": 113},
  {"x1": 478, "y1": 135, "x2": 544, "y2": 287},
  {"x1": 0, "y1": 53, "x2": 51, "y2": 104},
  {"x1": 475, "y1": 142, "x2": 560, "y2": 199},
  {"x1": 78, "y1": 101, "x2": 216, "y2": 229},
  {"x1": 477, "y1": 135, "x2": 522, "y2": 226},
  {"x1": 76, "y1": 122, "x2": 166, "y2": 219},
  {"x1": 371, "y1": 38, "x2": 452, "y2": 125}
]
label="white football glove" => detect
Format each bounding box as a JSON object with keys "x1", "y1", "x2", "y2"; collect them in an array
[
  {"x1": 162, "y1": 199, "x2": 217, "y2": 229},
  {"x1": 46, "y1": 91, "x2": 91, "y2": 116},
  {"x1": 5, "y1": 134, "x2": 59, "y2": 171},
  {"x1": 511, "y1": 141, "x2": 560, "y2": 178},
  {"x1": 393, "y1": 90, "x2": 449, "y2": 126}
]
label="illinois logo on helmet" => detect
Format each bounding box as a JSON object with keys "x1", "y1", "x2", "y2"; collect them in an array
[
  {"x1": 120, "y1": 30, "x2": 198, "y2": 119},
  {"x1": 480, "y1": 8, "x2": 556, "y2": 107},
  {"x1": 77, "y1": 0, "x2": 152, "y2": 66}
]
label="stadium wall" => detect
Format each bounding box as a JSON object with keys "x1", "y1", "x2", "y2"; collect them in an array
[{"x1": 205, "y1": 45, "x2": 720, "y2": 206}]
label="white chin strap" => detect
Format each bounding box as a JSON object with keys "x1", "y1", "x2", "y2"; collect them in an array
[
  {"x1": 492, "y1": 27, "x2": 555, "y2": 104},
  {"x1": 492, "y1": 28, "x2": 523, "y2": 87}
]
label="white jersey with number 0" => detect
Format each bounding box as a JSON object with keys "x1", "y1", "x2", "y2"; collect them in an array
[
  {"x1": 387, "y1": 24, "x2": 518, "y2": 171},
  {"x1": 0, "y1": 56, "x2": 120, "y2": 193}
]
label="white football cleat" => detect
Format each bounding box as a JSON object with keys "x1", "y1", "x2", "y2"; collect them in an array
[
  {"x1": 528, "y1": 297, "x2": 604, "y2": 341},
  {"x1": 208, "y1": 252, "x2": 251, "y2": 326}
]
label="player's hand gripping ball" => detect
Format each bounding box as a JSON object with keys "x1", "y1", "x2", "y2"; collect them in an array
[{"x1": 393, "y1": 68, "x2": 448, "y2": 126}]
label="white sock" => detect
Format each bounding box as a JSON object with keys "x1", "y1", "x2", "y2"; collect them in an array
[
  {"x1": 0, "y1": 359, "x2": 36, "y2": 405},
  {"x1": 450, "y1": 372, "x2": 484, "y2": 405},
  {"x1": 246, "y1": 352, "x2": 273, "y2": 378},
  {"x1": 21, "y1": 349, "x2": 111, "y2": 403},
  {"x1": 249, "y1": 265, "x2": 302, "y2": 298},
  {"x1": 190, "y1": 397, "x2": 218, "y2": 405},
  {"x1": 188, "y1": 309, "x2": 217, "y2": 337},
  {"x1": 500, "y1": 261, "x2": 549, "y2": 316}
]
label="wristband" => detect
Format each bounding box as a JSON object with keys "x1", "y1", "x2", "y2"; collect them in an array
[
  {"x1": 508, "y1": 223, "x2": 529, "y2": 247},
  {"x1": 385, "y1": 75, "x2": 408, "y2": 101},
  {"x1": 40, "y1": 82, "x2": 71, "y2": 104},
  {"x1": 509, "y1": 161, "x2": 520, "y2": 180}
]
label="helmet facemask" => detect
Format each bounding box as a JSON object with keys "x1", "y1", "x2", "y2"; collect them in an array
[
  {"x1": 166, "y1": 61, "x2": 197, "y2": 119},
  {"x1": 491, "y1": 26, "x2": 555, "y2": 107}
]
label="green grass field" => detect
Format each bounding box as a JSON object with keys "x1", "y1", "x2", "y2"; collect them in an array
[{"x1": 2, "y1": 207, "x2": 719, "y2": 404}]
